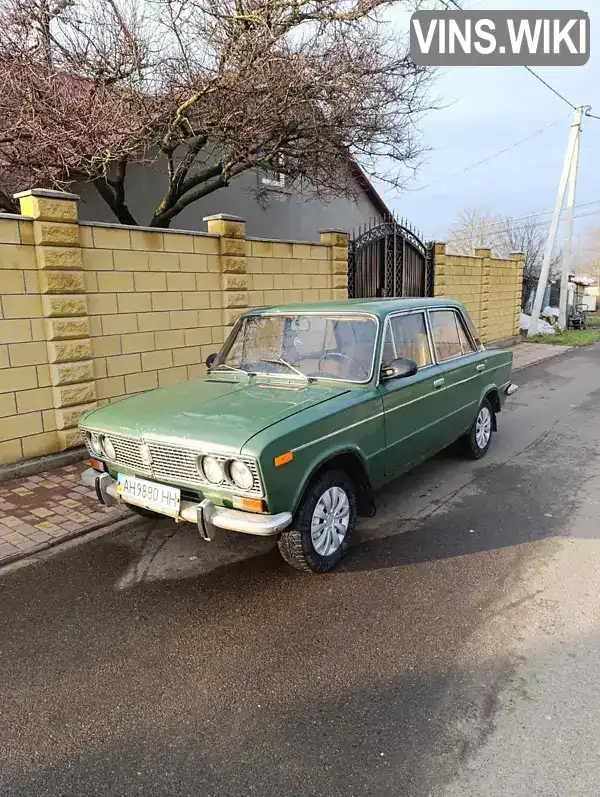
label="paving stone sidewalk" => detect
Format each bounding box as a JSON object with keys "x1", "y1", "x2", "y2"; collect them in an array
[
  {"x1": 510, "y1": 342, "x2": 572, "y2": 371},
  {"x1": 0, "y1": 462, "x2": 130, "y2": 567}
]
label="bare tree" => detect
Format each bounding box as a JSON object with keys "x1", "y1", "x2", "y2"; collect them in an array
[
  {"x1": 0, "y1": 0, "x2": 435, "y2": 227},
  {"x1": 447, "y1": 206, "x2": 562, "y2": 309},
  {"x1": 446, "y1": 206, "x2": 500, "y2": 254},
  {"x1": 573, "y1": 227, "x2": 600, "y2": 282}
]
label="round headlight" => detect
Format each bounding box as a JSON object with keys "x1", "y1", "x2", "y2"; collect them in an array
[
  {"x1": 201, "y1": 455, "x2": 224, "y2": 484},
  {"x1": 87, "y1": 432, "x2": 103, "y2": 457},
  {"x1": 229, "y1": 460, "x2": 254, "y2": 491},
  {"x1": 101, "y1": 436, "x2": 116, "y2": 461}
]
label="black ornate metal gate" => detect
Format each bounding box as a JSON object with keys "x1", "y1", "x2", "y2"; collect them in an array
[{"x1": 348, "y1": 218, "x2": 434, "y2": 299}]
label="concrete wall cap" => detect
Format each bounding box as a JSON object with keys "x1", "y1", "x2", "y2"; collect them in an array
[
  {"x1": 13, "y1": 188, "x2": 80, "y2": 201},
  {"x1": 202, "y1": 214, "x2": 246, "y2": 222}
]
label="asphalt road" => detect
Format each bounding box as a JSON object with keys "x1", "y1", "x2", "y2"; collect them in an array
[{"x1": 1, "y1": 344, "x2": 600, "y2": 797}]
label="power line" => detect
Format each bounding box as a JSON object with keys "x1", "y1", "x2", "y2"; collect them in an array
[
  {"x1": 404, "y1": 118, "x2": 564, "y2": 196},
  {"x1": 433, "y1": 207, "x2": 600, "y2": 246},
  {"x1": 448, "y1": 0, "x2": 580, "y2": 111},
  {"x1": 425, "y1": 199, "x2": 600, "y2": 241},
  {"x1": 523, "y1": 66, "x2": 577, "y2": 110}
]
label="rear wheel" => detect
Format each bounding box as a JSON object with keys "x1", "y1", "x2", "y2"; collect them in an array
[
  {"x1": 463, "y1": 398, "x2": 494, "y2": 459},
  {"x1": 277, "y1": 469, "x2": 357, "y2": 573}
]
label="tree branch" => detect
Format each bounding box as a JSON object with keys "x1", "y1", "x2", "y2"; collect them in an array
[
  {"x1": 92, "y1": 171, "x2": 138, "y2": 226},
  {"x1": 0, "y1": 188, "x2": 19, "y2": 214},
  {"x1": 150, "y1": 170, "x2": 240, "y2": 228}
]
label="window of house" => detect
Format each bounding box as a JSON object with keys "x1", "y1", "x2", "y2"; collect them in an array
[
  {"x1": 261, "y1": 156, "x2": 286, "y2": 188},
  {"x1": 382, "y1": 312, "x2": 432, "y2": 368},
  {"x1": 429, "y1": 310, "x2": 463, "y2": 361}
]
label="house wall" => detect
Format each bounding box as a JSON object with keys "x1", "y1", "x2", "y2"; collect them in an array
[
  {"x1": 434, "y1": 243, "x2": 524, "y2": 344},
  {"x1": 75, "y1": 161, "x2": 377, "y2": 240},
  {"x1": 0, "y1": 189, "x2": 347, "y2": 465}
]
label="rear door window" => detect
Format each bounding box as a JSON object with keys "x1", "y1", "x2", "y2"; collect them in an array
[
  {"x1": 456, "y1": 315, "x2": 476, "y2": 354},
  {"x1": 429, "y1": 310, "x2": 463, "y2": 361}
]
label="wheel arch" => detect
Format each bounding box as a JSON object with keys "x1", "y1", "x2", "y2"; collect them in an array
[
  {"x1": 481, "y1": 385, "x2": 500, "y2": 431},
  {"x1": 293, "y1": 447, "x2": 375, "y2": 518}
]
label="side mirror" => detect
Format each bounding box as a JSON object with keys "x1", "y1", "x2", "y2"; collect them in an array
[
  {"x1": 381, "y1": 357, "x2": 418, "y2": 381},
  {"x1": 205, "y1": 352, "x2": 218, "y2": 369}
]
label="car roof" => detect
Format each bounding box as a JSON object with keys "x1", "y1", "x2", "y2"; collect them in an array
[{"x1": 246, "y1": 297, "x2": 466, "y2": 320}]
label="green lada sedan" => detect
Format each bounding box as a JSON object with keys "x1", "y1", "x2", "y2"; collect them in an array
[{"x1": 79, "y1": 298, "x2": 517, "y2": 572}]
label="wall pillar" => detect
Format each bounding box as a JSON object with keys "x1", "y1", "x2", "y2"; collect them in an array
[
  {"x1": 475, "y1": 247, "x2": 492, "y2": 343},
  {"x1": 320, "y1": 230, "x2": 349, "y2": 299},
  {"x1": 433, "y1": 242, "x2": 447, "y2": 297},
  {"x1": 204, "y1": 214, "x2": 248, "y2": 328},
  {"x1": 510, "y1": 252, "x2": 525, "y2": 336},
  {"x1": 15, "y1": 189, "x2": 96, "y2": 450}
]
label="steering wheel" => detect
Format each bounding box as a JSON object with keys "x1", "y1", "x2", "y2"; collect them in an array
[{"x1": 318, "y1": 351, "x2": 368, "y2": 380}]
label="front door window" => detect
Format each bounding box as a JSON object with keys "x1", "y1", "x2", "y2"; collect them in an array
[
  {"x1": 380, "y1": 311, "x2": 442, "y2": 474},
  {"x1": 382, "y1": 312, "x2": 432, "y2": 368}
]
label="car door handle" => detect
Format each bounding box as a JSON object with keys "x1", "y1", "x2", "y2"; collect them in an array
[
  {"x1": 476, "y1": 363, "x2": 486, "y2": 372},
  {"x1": 433, "y1": 378, "x2": 445, "y2": 389}
]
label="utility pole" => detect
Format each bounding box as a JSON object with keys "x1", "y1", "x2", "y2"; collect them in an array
[
  {"x1": 558, "y1": 106, "x2": 583, "y2": 329},
  {"x1": 528, "y1": 105, "x2": 583, "y2": 337}
]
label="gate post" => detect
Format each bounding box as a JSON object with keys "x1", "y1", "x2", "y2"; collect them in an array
[
  {"x1": 426, "y1": 243, "x2": 436, "y2": 297},
  {"x1": 320, "y1": 230, "x2": 349, "y2": 300},
  {"x1": 433, "y1": 242, "x2": 447, "y2": 297},
  {"x1": 475, "y1": 247, "x2": 492, "y2": 343}
]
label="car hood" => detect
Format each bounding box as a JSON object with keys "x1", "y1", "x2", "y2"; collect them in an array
[{"x1": 80, "y1": 375, "x2": 350, "y2": 453}]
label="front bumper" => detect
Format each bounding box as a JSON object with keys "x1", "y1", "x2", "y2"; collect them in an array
[{"x1": 82, "y1": 468, "x2": 292, "y2": 539}]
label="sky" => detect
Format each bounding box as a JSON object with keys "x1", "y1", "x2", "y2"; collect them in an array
[{"x1": 380, "y1": 0, "x2": 600, "y2": 250}]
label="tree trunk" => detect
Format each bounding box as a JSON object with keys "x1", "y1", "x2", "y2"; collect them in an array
[{"x1": 92, "y1": 175, "x2": 138, "y2": 226}]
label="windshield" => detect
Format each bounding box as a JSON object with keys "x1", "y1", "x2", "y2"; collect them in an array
[{"x1": 214, "y1": 314, "x2": 378, "y2": 383}]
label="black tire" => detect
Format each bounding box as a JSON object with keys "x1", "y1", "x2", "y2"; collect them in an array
[
  {"x1": 463, "y1": 397, "x2": 494, "y2": 460},
  {"x1": 277, "y1": 469, "x2": 357, "y2": 573},
  {"x1": 126, "y1": 503, "x2": 163, "y2": 519}
]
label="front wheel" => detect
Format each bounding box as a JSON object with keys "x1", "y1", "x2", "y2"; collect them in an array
[
  {"x1": 277, "y1": 470, "x2": 357, "y2": 573},
  {"x1": 463, "y1": 398, "x2": 494, "y2": 459}
]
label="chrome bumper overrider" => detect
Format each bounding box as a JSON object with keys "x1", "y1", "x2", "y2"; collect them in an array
[
  {"x1": 81, "y1": 468, "x2": 292, "y2": 539},
  {"x1": 506, "y1": 383, "x2": 518, "y2": 396}
]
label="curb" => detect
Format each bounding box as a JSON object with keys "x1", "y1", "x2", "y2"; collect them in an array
[
  {"x1": 0, "y1": 447, "x2": 87, "y2": 484},
  {"x1": 0, "y1": 511, "x2": 146, "y2": 572},
  {"x1": 512, "y1": 345, "x2": 574, "y2": 372}
]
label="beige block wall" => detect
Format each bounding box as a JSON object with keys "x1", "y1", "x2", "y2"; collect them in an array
[
  {"x1": 0, "y1": 215, "x2": 59, "y2": 464},
  {"x1": 0, "y1": 190, "x2": 345, "y2": 466},
  {"x1": 82, "y1": 223, "x2": 226, "y2": 405},
  {"x1": 486, "y1": 258, "x2": 523, "y2": 343},
  {"x1": 435, "y1": 243, "x2": 524, "y2": 344},
  {"x1": 246, "y1": 240, "x2": 333, "y2": 307}
]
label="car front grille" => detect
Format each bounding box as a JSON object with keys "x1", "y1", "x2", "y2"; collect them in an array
[
  {"x1": 110, "y1": 433, "x2": 151, "y2": 476},
  {"x1": 83, "y1": 429, "x2": 263, "y2": 497}
]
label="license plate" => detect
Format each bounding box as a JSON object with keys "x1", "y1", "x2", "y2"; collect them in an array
[{"x1": 117, "y1": 474, "x2": 181, "y2": 517}]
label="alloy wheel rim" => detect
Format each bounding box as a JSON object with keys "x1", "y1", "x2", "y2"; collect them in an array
[
  {"x1": 310, "y1": 486, "x2": 350, "y2": 556},
  {"x1": 476, "y1": 406, "x2": 492, "y2": 449}
]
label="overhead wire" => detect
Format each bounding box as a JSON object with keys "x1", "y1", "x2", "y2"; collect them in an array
[
  {"x1": 523, "y1": 66, "x2": 577, "y2": 110},
  {"x1": 404, "y1": 117, "x2": 565, "y2": 195},
  {"x1": 429, "y1": 206, "x2": 600, "y2": 245},
  {"x1": 448, "y1": 0, "x2": 581, "y2": 111}
]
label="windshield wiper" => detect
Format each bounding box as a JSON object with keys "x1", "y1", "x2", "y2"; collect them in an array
[
  {"x1": 257, "y1": 358, "x2": 311, "y2": 383},
  {"x1": 211, "y1": 363, "x2": 253, "y2": 377}
]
